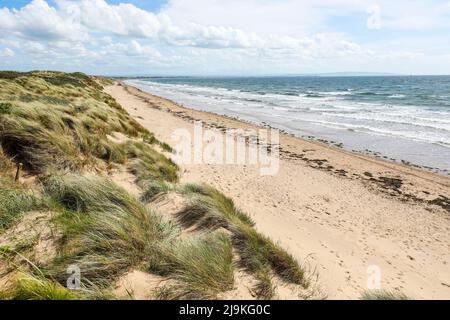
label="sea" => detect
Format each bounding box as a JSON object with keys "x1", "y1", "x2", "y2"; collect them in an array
[{"x1": 125, "y1": 76, "x2": 450, "y2": 174}]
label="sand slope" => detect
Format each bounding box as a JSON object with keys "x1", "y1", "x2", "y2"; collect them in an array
[{"x1": 106, "y1": 83, "x2": 450, "y2": 300}]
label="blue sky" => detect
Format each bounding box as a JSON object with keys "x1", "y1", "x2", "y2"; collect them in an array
[
  {"x1": 1, "y1": 0, "x2": 450, "y2": 75},
  {"x1": 1, "y1": 0, "x2": 167, "y2": 11}
]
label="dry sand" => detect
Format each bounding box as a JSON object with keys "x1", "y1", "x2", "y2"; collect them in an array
[{"x1": 105, "y1": 83, "x2": 450, "y2": 300}]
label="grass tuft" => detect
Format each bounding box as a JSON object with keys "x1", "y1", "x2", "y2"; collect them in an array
[
  {"x1": 361, "y1": 290, "x2": 410, "y2": 300},
  {"x1": 0, "y1": 178, "x2": 44, "y2": 231},
  {"x1": 252, "y1": 268, "x2": 277, "y2": 300},
  {"x1": 0, "y1": 102, "x2": 13, "y2": 114},
  {"x1": 140, "y1": 181, "x2": 174, "y2": 203},
  {"x1": 3, "y1": 273, "x2": 81, "y2": 300},
  {"x1": 156, "y1": 232, "x2": 234, "y2": 300},
  {"x1": 44, "y1": 174, "x2": 178, "y2": 288},
  {"x1": 233, "y1": 225, "x2": 307, "y2": 286},
  {"x1": 174, "y1": 184, "x2": 308, "y2": 288},
  {"x1": 126, "y1": 141, "x2": 179, "y2": 186},
  {"x1": 179, "y1": 184, "x2": 255, "y2": 228},
  {"x1": 0, "y1": 71, "x2": 149, "y2": 174}
]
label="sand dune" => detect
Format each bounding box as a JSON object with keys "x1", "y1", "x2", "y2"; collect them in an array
[{"x1": 106, "y1": 83, "x2": 450, "y2": 300}]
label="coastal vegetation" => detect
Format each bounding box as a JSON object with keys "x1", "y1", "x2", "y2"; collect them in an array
[
  {"x1": 0, "y1": 71, "x2": 311, "y2": 300},
  {"x1": 361, "y1": 290, "x2": 410, "y2": 300}
]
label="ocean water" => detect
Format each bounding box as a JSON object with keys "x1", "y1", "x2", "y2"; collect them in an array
[{"x1": 125, "y1": 76, "x2": 450, "y2": 174}]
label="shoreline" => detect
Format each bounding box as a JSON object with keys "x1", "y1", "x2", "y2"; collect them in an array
[
  {"x1": 106, "y1": 82, "x2": 450, "y2": 299},
  {"x1": 122, "y1": 82, "x2": 450, "y2": 190},
  {"x1": 125, "y1": 79, "x2": 450, "y2": 176}
]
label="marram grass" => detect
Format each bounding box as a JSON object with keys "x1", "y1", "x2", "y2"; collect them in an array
[{"x1": 142, "y1": 182, "x2": 310, "y2": 292}]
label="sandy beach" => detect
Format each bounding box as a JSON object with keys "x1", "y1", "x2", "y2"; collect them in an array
[{"x1": 106, "y1": 83, "x2": 450, "y2": 300}]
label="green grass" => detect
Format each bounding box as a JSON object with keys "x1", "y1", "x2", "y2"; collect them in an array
[
  {"x1": 361, "y1": 290, "x2": 410, "y2": 300},
  {"x1": 252, "y1": 268, "x2": 277, "y2": 300},
  {"x1": 3, "y1": 273, "x2": 82, "y2": 300},
  {"x1": 159, "y1": 141, "x2": 174, "y2": 153},
  {"x1": 0, "y1": 71, "x2": 148, "y2": 174},
  {"x1": 42, "y1": 174, "x2": 237, "y2": 299},
  {"x1": 44, "y1": 174, "x2": 178, "y2": 287},
  {"x1": 142, "y1": 183, "x2": 309, "y2": 290},
  {"x1": 0, "y1": 177, "x2": 44, "y2": 231},
  {"x1": 0, "y1": 71, "x2": 23, "y2": 80},
  {"x1": 0, "y1": 149, "x2": 13, "y2": 172},
  {"x1": 140, "y1": 181, "x2": 174, "y2": 203},
  {"x1": 233, "y1": 224, "x2": 307, "y2": 286},
  {"x1": 158, "y1": 232, "x2": 234, "y2": 299},
  {"x1": 126, "y1": 141, "x2": 179, "y2": 187},
  {"x1": 0, "y1": 102, "x2": 13, "y2": 114},
  {"x1": 176, "y1": 184, "x2": 255, "y2": 229}
]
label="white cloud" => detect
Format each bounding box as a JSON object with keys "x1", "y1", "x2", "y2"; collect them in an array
[
  {"x1": 0, "y1": 0, "x2": 86, "y2": 40},
  {"x1": 0, "y1": 0, "x2": 362, "y2": 51},
  {"x1": 0, "y1": 48, "x2": 15, "y2": 57},
  {"x1": 0, "y1": 0, "x2": 449, "y2": 74},
  {"x1": 56, "y1": 0, "x2": 161, "y2": 38}
]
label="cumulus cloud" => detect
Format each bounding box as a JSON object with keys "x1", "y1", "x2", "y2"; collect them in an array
[
  {"x1": 0, "y1": 0, "x2": 363, "y2": 52},
  {"x1": 0, "y1": 0, "x2": 448, "y2": 74},
  {"x1": 56, "y1": 0, "x2": 161, "y2": 38},
  {"x1": 0, "y1": 0, "x2": 86, "y2": 40}
]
